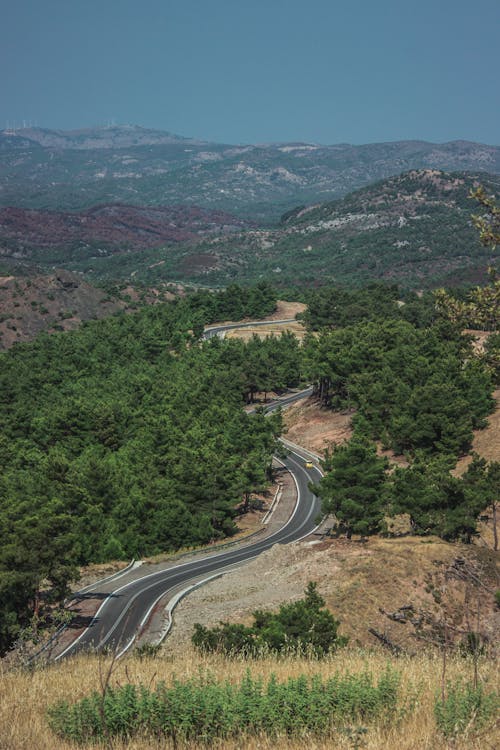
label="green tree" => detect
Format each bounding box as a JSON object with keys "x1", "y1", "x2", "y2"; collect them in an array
[
  {"x1": 384, "y1": 454, "x2": 487, "y2": 542},
  {"x1": 314, "y1": 435, "x2": 388, "y2": 537},
  {"x1": 192, "y1": 582, "x2": 347, "y2": 656}
]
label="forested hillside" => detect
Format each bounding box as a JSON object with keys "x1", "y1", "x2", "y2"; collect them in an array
[
  {"x1": 300, "y1": 284, "x2": 499, "y2": 543},
  {"x1": 35, "y1": 169, "x2": 495, "y2": 290},
  {"x1": 0, "y1": 283, "x2": 305, "y2": 653},
  {"x1": 1, "y1": 279, "x2": 498, "y2": 659}
]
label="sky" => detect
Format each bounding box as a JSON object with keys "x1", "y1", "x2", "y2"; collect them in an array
[{"x1": 1, "y1": 0, "x2": 499, "y2": 145}]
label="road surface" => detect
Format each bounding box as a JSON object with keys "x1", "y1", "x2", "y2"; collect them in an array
[{"x1": 56, "y1": 317, "x2": 319, "y2": 658}]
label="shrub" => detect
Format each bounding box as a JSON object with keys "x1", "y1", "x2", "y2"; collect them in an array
[
  {"x1": 434, "y1": 682, "x2": 499, "y2": 738},
  {"x1": 192, "y1": 582, "x2": 348, "y2": 657},
  {"x1": 48, "y1": 667, "x2": 401, "y2": 743},
  {"x1": 134, "y1": 642, "x2": 161, "y2": 659}
]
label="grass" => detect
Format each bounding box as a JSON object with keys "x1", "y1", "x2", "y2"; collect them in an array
[{"x1": 1, "y1": 646, "x2": 498, "y2": 749}]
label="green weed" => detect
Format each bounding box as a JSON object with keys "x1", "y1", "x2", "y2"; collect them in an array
[
  {"x1": 434, "y1": 681, "x2": 499, "y2": 738},
  {"x1": 48, "y1": 666, "x2": 402, "y2": 744}
]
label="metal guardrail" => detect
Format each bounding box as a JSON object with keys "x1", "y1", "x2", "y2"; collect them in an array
[{"x1": 280, "y1": 437, "x2": 322, "y2": 462}]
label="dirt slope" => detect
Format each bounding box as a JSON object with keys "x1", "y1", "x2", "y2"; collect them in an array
[{"x1": 0, "y1": 270, "x2": 125, "y2": 348}]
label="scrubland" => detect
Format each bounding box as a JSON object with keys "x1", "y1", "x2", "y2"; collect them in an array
[{"x1": 1, "y1": 646, "x2": 498, "y2": 749}]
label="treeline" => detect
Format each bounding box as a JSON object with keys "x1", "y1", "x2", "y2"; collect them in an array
[
  {"x1": 300, "y1": 283, "x2": 437, "y2": 330},
  {"x1": 0, "y1": 284, "x2": 297, "y2": 654},
  {"x1": 301, "y1": 285, "x2": 499, "y2": 544},
  {"x1": 304, "y1": 318, "x2": 494, "y2": 456}
]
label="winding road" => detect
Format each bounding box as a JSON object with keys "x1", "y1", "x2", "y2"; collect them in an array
[{"x1": 55, "y1": 318, "x2": 320, "y2": 659}]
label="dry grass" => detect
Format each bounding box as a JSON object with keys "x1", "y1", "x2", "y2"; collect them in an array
[
  {"x1": 213, "y1": 300, "x2": 307, "y2": 343},
  {"x1": 225, "y1": 321, "x2": 306, "y2": 342},
  {"x1": 454, "y1": 388, "x2": 500, "y2": 475},
  {"x1": 269, "y1": 301, "x2": 307, "y2": 320},
  {"x1": 0, "y1": 647, "x2": 498, "y2": 749}
]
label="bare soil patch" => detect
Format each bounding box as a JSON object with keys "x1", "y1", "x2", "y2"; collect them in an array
[
  {"x1": 283, "y1": 396, "x2": 354, "y2": 455},
  {"x1": 454, "y1": 388, "x2": 500, "y2": 475},
  {"x1": 463, "y1": 328, "x2": 492, "y2": 354},
  {"x1": 163, "y1": 535, "x2": 499, "y2": 655},
  {"x1": 269, "y1": 300, "x2": 307, "y2": 320}
]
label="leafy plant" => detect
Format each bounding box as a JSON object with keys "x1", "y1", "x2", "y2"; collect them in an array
[
  {"x1": 48, "y1": 667, "x2": 401, "y2": 743},
  {"x1": 192, "y1": 582, "x2": 348, "y2": 657},
  {"x1": 434, "y1": 682, "x2": 499, "y2": 738}
]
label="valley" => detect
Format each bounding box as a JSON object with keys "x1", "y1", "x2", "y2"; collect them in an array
[{"x1": 0, "y1": 126, "x2": 498, "y2": 750}]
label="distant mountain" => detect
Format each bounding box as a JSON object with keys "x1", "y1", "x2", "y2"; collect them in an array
[
  {"x1": 0, "y1": 126, "x2": 498, "y2": 221},
  {"x1": 0, "y1": 124, "x2": 203, "y2": 150},
  {"x1": 67, "y1": 169, "x2": 496, "y2": 290}
]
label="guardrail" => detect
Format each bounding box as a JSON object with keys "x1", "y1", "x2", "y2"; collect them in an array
[{"x1": 280, "y1": 437, "x2": 322, "y2": 462}]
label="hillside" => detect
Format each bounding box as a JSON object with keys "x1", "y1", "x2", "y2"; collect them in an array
[
  {"x1": 1, "y1": 126, "x2": 499, "y2": 221},
  {"x1": 0, "y1": 270, "x2": 126, "y2": 348},
  {"x1": 1, "y1": 295, "x2": 498, "y2": 750},
  {"x1": 54, "y1": 169, "x2": 498, "y2": 288},
  {"x1": 0, "y1": 271, "x2": 180, "y2": 349},
  {"x1": 0, "y1": 203, "x2": 252, "y2": 268}
]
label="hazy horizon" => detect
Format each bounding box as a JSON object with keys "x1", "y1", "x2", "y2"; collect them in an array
[
  {"x1": 1, "y1": 1, "x2": 499, "y2": 146},
  {"x1": 2, "y1": 122, "x2": 499, "y2": 149}
]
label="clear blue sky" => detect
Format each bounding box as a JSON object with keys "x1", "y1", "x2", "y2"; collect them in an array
[{"x1": 1, "y1": 0, "x2": 499, "y2": 145}]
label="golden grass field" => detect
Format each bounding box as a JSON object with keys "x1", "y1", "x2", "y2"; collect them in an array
[{"x1": 1, "y1": 646, "x2": 498, "y2": 749}]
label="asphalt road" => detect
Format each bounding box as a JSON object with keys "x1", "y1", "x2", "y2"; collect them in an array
[
  {"x1": 203, "y1": 318, "x2": 299, "y2": 339},
  {"x1": 56, "y1": 319, "x2": 319, "y2": 659},
  {"x1": 57, "y1": 448, "x2": 321, "y2": 658}
]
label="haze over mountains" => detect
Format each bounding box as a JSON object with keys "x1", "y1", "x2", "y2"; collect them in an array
[
  {"x1": 0, "y1": 125, "x2": 498, "y2": 291},
  {"x1": 1, "y1": 125, "x2": 499, "y2": 220}
]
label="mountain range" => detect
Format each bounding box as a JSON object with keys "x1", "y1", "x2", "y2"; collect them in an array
[
  {"x1": 1, "y1": 168, "x2": 498, "y2": 289},
  {"x1": 1, "y1": 126, "x2": 499, "y2": 221},
  {"x1": 0, "y1": 126, "x2": 498, "y2": 290}
]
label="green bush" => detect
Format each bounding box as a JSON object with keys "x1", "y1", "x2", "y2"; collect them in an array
[
  {"x1": 192, "y1": 582, "x2": 348, "y2": 657},
  {"x1": 48, "y1": 667, "x2": 401, "y2": 743},
  {"x1": 434, "y1": 682, "x2": 499, "y2": 738}
]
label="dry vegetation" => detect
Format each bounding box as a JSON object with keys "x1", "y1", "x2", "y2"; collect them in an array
[
  {"x1": 1, "y1": 647, "x2": 498, "y2": 750},
  {"x1": 164, "y1": 537, "x2": 499, "y2": 656},
  {"x1": 221, "y1": 301, "x2": 307, "y2": 342}
]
